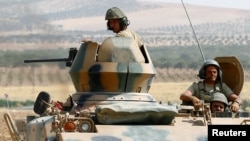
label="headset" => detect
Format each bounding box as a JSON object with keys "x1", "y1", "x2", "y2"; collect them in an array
[{"x1": 107, "y1": 17, "x2": 130, "y2": 31}]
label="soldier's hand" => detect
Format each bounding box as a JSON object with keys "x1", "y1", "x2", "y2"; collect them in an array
[
  {"x1": 230, "y1": 101, "x2": 240, "y2": 113},
  {"x1": 82, "y1": 38, "x2": 92, "y2": 43},
  {"x1": 192, "y1": 97, "x2": 202, "y2": 110}
]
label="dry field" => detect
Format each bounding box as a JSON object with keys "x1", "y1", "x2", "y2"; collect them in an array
[
  {"x1": 51, "y1": 3, "x2": 250, "y2": 31},
  {"x1": 1, "y1": 81, "x2": 250, "y2": 140},
  {"x1": 1, "y1": 81, "x2": 250, "y2": 104}
]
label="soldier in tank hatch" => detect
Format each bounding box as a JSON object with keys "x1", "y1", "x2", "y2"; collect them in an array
[{"x1": 180, "y1": 59, "x2": 241, "y2": 113}]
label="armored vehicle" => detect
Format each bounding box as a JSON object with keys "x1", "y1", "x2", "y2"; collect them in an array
[{"x1": 4, "y1": 37, "x2": 250, "y2": 141}]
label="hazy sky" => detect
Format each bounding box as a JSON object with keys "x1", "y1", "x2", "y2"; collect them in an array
[{"x1": 139, "y1": 0, "x2": 250, "y2": 10}]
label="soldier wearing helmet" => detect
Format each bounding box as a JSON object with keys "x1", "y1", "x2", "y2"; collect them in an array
[
  {"x1": 210, "y1": 92, "x2": 229, "y2": 112},
  {"x1": 180, "y1": 59, "x2": 242, "y2": 113},
  {"x1": 105, "y1": 7, "x2": 142, "y2": 48}
]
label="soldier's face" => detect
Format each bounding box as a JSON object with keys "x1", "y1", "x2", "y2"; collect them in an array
[
  {"x1": 211, "y1": 101, "x2": 225, "y2": 112},
  {"x1": 108, "y1": 19, "x2": 121, "y2": 33},
  {"x1": 205, "y1": 66, "x2": 218, "y2": 82}
]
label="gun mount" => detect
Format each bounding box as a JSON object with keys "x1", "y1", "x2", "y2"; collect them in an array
[{"x1": 24, "y1": 47, "x2": 78, "y2": 67}]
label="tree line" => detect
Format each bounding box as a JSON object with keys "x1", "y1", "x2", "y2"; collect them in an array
[{"x1": 1, "y1": 46, "x2": 250, "y2": 69}]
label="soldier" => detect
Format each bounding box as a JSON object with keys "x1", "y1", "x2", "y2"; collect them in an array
[
  {"x1": 104, "y1": 7, "x2": 142, "y2": 48},
  {"x1": 82, "y1": 7, "x2": 142, "y2": 48},
  {"x1": 210, "y1": 92, "x2": 229, "y2": 113},
  {"x1": 180, "y1": 59, "x2": 242, "y2": 112}
]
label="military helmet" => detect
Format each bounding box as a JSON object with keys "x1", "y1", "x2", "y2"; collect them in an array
[
  {"x1": 198, "y1": 59, "x2": 222, "y2": 81},
  {"x1": 210, "y1": 92, "x2": 228, "y2": 105},
  {"x1": 105, "y1": 7, "x2": 126, "y2": 20}
]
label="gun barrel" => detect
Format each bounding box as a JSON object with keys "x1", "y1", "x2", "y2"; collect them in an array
[{"x1": 24, "y1": 58, "x2": 69, "y2": 63}]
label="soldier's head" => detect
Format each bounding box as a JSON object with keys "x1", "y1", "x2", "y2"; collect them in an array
[
  {"x1": 210, "y1": 92, "x2": 228, "y2": 112},
  {"x1": 105, "y1": 7, "x2": 130, "y2": 33},
  {"x1": 198, "y1": 59, "x2": 222, "y2": 82}
]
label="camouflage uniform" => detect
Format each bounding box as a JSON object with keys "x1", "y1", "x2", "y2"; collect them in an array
[{"x1": 187, "y1": 81, "x2": 233, "y2": 103}]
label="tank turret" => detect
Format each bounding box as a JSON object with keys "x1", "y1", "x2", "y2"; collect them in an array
[
  {"x1": 69, "y1": 37, "x2": 155, "y2": 93},
  {"x1": 24, "y1": 37, "x2": 156, "y2": 93}
]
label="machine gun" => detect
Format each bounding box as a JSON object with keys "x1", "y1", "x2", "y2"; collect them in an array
[{"x1": 24, "y1": 47, "x2": 78, "y2": 67}]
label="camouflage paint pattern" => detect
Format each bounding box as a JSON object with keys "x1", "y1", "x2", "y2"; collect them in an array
[{"x1": 69, "y1": 37, "x2": 156, "y2": 93}]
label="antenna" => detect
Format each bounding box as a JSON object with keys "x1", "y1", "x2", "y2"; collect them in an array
[{"x1": 181, "y1": 0, "x2": 206, "y2": 61}]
